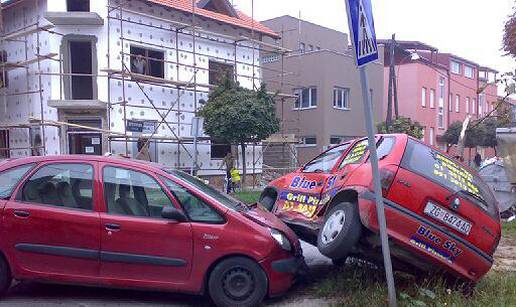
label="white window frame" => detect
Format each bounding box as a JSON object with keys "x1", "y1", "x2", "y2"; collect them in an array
[
  {"x1": 448, "y1": 93, "x2": 453, "y2": 112},
  {"x1": 297, "y1": 136, "x2": 317, "y2": 148},
  {"x1": 451, "y1": 61, "x2": 461, "y2": 74},
  {"x1": 429, "y1": 89, "x2": 435, "y2": 108},
  {"x1": 455, "y1": 94, "x2": 460, "y2": 113},
  {"x1": 465, "y1": 97, "x2": 470, "y2": 113},
  {"x1": 421, "y1": 87, "x2": 427, "y2": 107},
  {"x1": 330, "y1": 135, "x2": 345, "y2": 146},
  {"x1": 294, "y1": 87, "x2": 317, "y2": 110},
  {"x1": 472, "y1": 98, "x2": 476, "y2": 114},
  {"x1": 438, "y1": 107, "x2": 444, "y2": 128},
  {"x1": 429, "y1": 127, "x2": 434, "y2": 146},
  {"x1": 333, "y1": 87, "x2": 350, "y2": 110}
]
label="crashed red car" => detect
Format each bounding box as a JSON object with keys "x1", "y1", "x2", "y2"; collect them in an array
[{"x1": 260, "y1": 134, "x2": 501, "y2": 282}]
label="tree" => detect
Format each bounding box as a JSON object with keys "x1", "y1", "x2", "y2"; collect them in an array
[
  {"x1": 199, "y1": 77, "x2": 280, "y2": 186},
  {"x1": 503, "y1": 5, "x2": 516, "y2": 58},
  {"x1": 440, "y1": 121, "x2": 462, "y2": 150},
  {"x1": 377, "y1": 116, "x2": 424, "y2": 139}
]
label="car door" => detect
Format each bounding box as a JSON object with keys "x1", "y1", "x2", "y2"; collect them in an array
[
  {"x1": 98, "y1": 163, "x2": 193, "y2": 286},
  {"x1": 2, "y1": 162, "x2": 101, "y2": 279}
]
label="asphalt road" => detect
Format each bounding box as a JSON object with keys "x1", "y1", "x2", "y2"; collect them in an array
[{"x1": 0, "y1": 242, "x2": 333, "y2": 306}]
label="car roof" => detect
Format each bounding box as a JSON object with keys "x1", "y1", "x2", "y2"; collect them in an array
[{"x1": 1, "y1": 155, "x2": 167, "y2": 171}]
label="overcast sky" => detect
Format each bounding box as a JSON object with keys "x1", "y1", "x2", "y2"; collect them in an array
[{"x1": 233, "y1": 0, "x2": 516, "y2": 77}]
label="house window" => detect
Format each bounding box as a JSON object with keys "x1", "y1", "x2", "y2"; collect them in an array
[
  {"x1": 429, "y1": 127, "x2": 434, "y2": 146},
  {"x1": 448, "y1": 93, "x2": 453, "y2": 112},
  {"x1": 294, "y1": 87, "x2": 317, "y2": 109},
  {"x1": 464, "y1": 65, "x2": 474, "y2": 79},
  {"x1": 299, "y1": 42, "x2": 306, "y2": 53},
  {"x1": 130, "y1": 46, "x2": 164, "y2": 78},
  {"x1": 455, "y1": 94, "x2": 460, "y2": 113},
  {"x1": 330, "y1": 136, "x2": 345, "y2": 146},
  {"x1": 429, "y1": 89, "x2": 435, "y2": 108},
  {"x1": 421, "y1": 87, "x2": 427, "y2": 107},
  {"x1": 298, "y1": 136, "x2": 317, "y2": 147},
  {"x1": 472, "y1": 98, "x2": 476, "y2": 114},
  {"x1": 0, "y1": 51, "x2": 7, "y2": 88},
  {"x1": 450, "y1": 61, "x2": 461, "y2": 74},
  {"x1": 421, "y1": 128, "x2": 425, "y2": 142},
  {"x1": 333, "y1": 87, "x2": 350, "y2": 109},
  {"x1": 438, "y1": 107, "x2": 444, "y2": 128},
  {"x1": 211, "y1": 141, "x2": 231, "y2": 159},
  {"x1": 209, "y1": 60, "x2": 234, "y2": 85},
  {"x1": 479, "y1": 93, "x2": 485, "y2": 115},
  {"x1": 466, "y1": 97, "x2": 470, "y2": 113},
  {"x1": 439, "y1": 77, "x2": 445, "y2": 100},
  {"x1": 67, "y1": 0, "x2": 90, "y2": 12}
]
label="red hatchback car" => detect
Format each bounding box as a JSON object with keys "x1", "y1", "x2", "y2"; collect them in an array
[
  {"x1": 0, "y1": 155, "x2": 303, "y2": 306},
  {"x1": 260, "y1": 134, "x2": 501, "y2": 283}
]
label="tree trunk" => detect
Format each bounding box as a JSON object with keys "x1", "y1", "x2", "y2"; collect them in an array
[{"x1": 240, "y1": 142, "x2": 246, "y2": 188}]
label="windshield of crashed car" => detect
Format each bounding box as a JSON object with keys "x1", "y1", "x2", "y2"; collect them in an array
[
  {"x1": 303, "y1": 143, "x2": 351, "y2": 173},
  {"x1": 164, "y1": 169, "x2": 242, "y2": 211}
]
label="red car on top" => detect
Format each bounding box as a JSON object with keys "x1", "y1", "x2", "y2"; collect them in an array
[
  {"x1": 0, "y1": 155, "x2": 303, "y2": 307},
  {"x1": 260, "y1": 134, "x2": 501, "y2": 283}
]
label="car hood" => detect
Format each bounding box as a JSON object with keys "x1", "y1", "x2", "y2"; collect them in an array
[{"x1": 242, "y1": 204, "x2": 301, "y2": 252}]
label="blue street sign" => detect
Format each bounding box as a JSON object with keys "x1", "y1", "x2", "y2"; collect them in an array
[{"x1": 346, "y1": 0, "x2": 378, "y2": 66}]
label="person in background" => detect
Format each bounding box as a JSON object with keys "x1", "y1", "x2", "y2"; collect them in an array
[
  {"x1": 136, "y1": 138, "x2": 151, "y2": 161},
  {"x1": 230, "y1": 167, "x2": 241, "y2": 192},
  {"x1": 474, "y1": 152, "x2": 482, "y2": 169},
  {"x1": 220, "y1": 152, "x2": 234, "y2": 193},
  {"x1": 31, "y1": 134, "x2": 42, "y2": 156},
  {"x1": 132, "y1": 54, "x2": 147, "y2": 75}
]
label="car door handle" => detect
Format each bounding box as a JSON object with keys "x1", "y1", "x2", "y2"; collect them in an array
[
  {"x1": 13, "y1": 210, "x2": 30, "y2": 218},
  {"x1": 105, "y1": 223, "x2": 120, "y2": 231}
]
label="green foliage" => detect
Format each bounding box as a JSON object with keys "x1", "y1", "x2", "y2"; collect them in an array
[
  {"x1": 315, "y1": 259, "x2": 516, "y2": 307},
  {"x1": 441, "y1": 117, "x2": 505, "y2": 149},
  {"x1": 377, "y1": 116, "x2": 424, "y2": 139},
  {"x1": 199, "y1": 77, "x2": 280, "y2": 145},
  {"x1": 440, "y1": 121, "x2": 462, "y2": 146},
  {"x1": 233, "y1": 191, "x2": 261, "y2": 204},
  {"x1": 503, "y1": 7, "x2": 516, "y2": 58},
  {"x1": 199, "y1": 77, "x2": 280, "y2": 184}
]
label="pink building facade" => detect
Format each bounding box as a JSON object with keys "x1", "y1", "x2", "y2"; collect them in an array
[{"x1": 380, "y1": 40, "x2": 498, "y2": 162}]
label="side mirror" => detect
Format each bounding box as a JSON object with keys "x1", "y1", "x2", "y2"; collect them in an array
[{"x1": 161, "y1": 206, "x2": 188, "y2": 222}]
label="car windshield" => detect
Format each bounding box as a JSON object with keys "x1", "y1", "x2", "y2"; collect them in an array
[
  {"x1": 303, "y1": 143, "x2": 351, "y2": 173},
  {"x1": 164, "y1": 169, "x2": 244, "y2": 211}
]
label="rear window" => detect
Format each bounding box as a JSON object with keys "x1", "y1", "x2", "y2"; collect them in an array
[
  {"x1": 303, "y1": 143, "x2": 351, "y2": 173},
  {"x1": 401, "y1": 139, "x2": 497, "y2": 217},
  {"x1": 0, "y1": 163, "x2": 35, "y2": 200}
]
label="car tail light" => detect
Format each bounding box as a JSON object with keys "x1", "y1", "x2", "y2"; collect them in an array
[{"x1": 369, "y1": 165, "x2": 397, "y2": 197}]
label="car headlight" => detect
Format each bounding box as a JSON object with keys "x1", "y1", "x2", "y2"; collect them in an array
[{"x1": 269, "y1": 228, "x2": 292, "y2": 251}]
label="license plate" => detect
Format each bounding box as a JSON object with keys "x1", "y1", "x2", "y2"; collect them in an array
[{"x1": 423, "y1": 202, "x2": 472, "y2": 235}]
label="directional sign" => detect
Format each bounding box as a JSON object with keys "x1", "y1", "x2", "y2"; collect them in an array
[{"x1": 346, "y1": 0, "x2": 378, "y2": 66}]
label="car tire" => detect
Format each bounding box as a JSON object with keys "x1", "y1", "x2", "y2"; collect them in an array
[
  {"x1": 0, "y1": 255, "x2": 12, "y2": 296},
  {"x1": 317, "y1": 202, "x2": 362, "y2": 260},
  {"x1": 208, "y1": 257, "x2": 268, "y2": 307}
]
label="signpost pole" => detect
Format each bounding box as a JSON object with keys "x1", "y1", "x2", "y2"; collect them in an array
[
  {"x1": 344, "y1": 0, "x2": 397, "y2": 306},
  {"x1": 359, "y1": 66, "x2": 397, "y2": 307}
]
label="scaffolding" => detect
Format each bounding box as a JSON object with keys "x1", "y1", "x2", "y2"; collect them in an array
[{"x1": 0, "y1": 0, "x2": 302, "y2": 188}]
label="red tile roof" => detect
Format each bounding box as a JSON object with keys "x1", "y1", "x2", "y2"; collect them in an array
[{"x1": 147, "y1": 0, "x2": 279, "y2": 38}]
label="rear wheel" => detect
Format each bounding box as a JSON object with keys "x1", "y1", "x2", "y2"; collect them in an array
[
  {"x1": 317, "y1": 202, "x2": 362, "y2": 261},
  {"x1": 208, "y1": 257, "x2": 268, "y2": 307},
  {"x1": 0, "y1": 256, "x2": 12, "y2": 296}
]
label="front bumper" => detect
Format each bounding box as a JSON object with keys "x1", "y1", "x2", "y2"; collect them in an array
[
  {"x1": 271, "y1": 255, "x2": 307, "y2": 274},
  {"x1": 261, "y1": 254, "x2": 306, "y2": 297}
]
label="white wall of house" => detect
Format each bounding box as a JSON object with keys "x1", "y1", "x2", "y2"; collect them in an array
[{"x1": 0, "y1": 0, "x2": 264, "y2": 175}]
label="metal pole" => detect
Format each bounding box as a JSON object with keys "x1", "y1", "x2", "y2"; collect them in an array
[{"x1": 359, "y1": 66, "x2": 397, "y2": 307}]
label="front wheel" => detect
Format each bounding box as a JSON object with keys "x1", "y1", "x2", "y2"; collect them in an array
[
  {"x1": 208, "y1": 257, "x2": 268, "y2": 307},
  {"x1": 317, "y1": 202, "x2": 362, "y2": 260},
  {"x1": 0, "y1": 256, "x2": 12, "y2": 296}
]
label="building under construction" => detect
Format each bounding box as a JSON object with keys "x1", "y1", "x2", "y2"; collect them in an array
[{"x1": 0, "y1": 0, "x2": 300, "y2": 180}]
